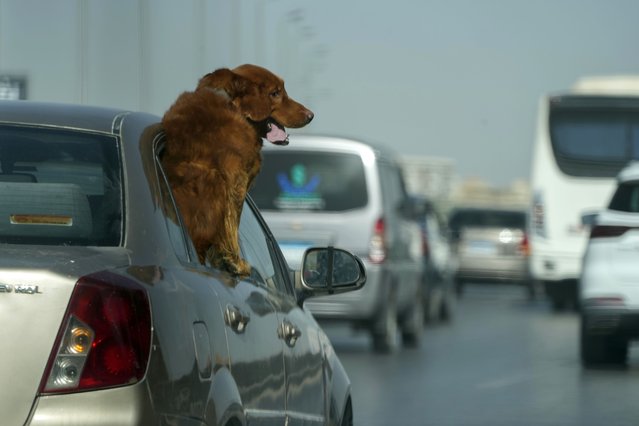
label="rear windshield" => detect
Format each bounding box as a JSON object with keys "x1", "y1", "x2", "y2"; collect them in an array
[
  {"x1": 549, "y1": 97, "x2": 639, "y2": 177},
  {"x1": 250, "y1": 151, "x2": 368, "y2": 212},
  {"x1": 609, "y1": 182, "x2": 639, "y2": 212},
  {"x1": 449, "y1": 209, "x2": 526, "y2": 232},
  {"x1": 0, "y1": 125, "x2": 122, "y2": 246}
]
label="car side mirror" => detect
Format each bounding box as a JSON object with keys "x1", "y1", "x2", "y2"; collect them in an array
[
  {"x1": 295, "y1": 247, "x2": 366, "y2": 304},
  {"x1": 581, "y1": 211, "x2": 599, "y2": 227}
]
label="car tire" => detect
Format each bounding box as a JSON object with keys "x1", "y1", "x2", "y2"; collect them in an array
[
  {"x1": 524, "y1": 279, "x2": 536, "y2": 301},
  {"x1": 371, "y1": 290, "x2": 400, "y2": 354},
  {"x1": 401, "y1": 286, "x2": 424, "y2": 348},
  {"x1": 455, "y1": 278, "x2": 465, "y2": 297},
  {"x1": 439, "y1": 290, "x2": 454, "y2": 322},
  {"x1": 340, "y1": 399, "x2": 353, "y2": 426},
  {"x1": 580, "y1": 317, "x2": 628, "y2": 366}
]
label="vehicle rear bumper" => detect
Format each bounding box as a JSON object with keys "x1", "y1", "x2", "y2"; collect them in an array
[
  {"x1": 456, "y1": 257, "x2": 529, "y2": 283},
  {"x1": 581, "y1": 308, "x2": 639, "y2": 338},
  {"x1": 27, "y1": 381, "x2": 204, "y2": 425},
  {"x1": 530, "y1": 251, "x2": 582, "y2": 282}
]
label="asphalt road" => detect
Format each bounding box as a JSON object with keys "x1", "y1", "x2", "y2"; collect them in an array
[{"x1": 323, "y1": 283, "x2": 639, "y2": 426}]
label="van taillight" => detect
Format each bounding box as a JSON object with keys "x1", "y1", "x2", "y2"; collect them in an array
[
  {"x1": 369, "y1": 217, "x2": 386, "y2": 263},
  {"x1": 590, "y1": 225, "x2": 631, "y2": 239},
  {"x1": 519, "y1": 233, "x2": 530, "y2": 256},
  {"x1": 421, "y1": 229, "x2": 430, "y2": 258},
  {"x1": 40, "y1": 271, "x2": 152, "y2": 394}
]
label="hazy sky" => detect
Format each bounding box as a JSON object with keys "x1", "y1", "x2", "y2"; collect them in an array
[
  {"x1": 258, "y1": 0, "x2": 639, "y2": 186},
  {"x1": 2, "y1": 0, "x2": 639, "y2": 187}
]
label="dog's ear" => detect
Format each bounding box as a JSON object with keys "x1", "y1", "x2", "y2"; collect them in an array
[
  {"x1": 233, "y1": 86, "x2": 271, "y2": 122},
  {"x1": 197, "y1": 69, "x2": 271, "y2": 120},
  {"x1": 197, "y1": 68, "x2": 236, "y2": 95}
]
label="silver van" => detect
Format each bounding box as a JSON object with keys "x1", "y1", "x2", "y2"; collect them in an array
[{"x1": 250, "y1": 135, "x2": 424, "y2": 353}]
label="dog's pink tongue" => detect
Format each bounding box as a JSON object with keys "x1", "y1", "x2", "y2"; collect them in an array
[{"x1": 267, "y1": 121, "x2": 289, "y2": 145}]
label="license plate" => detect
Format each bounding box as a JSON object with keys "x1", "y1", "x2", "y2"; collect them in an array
[{"x1": 466, "y1": 240, "x2": 496, "y2": 255}]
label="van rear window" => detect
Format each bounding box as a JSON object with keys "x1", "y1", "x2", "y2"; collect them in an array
[
  {"x1": 549, "y1": 97, "x2": 639, "y2": 177},
  {"x1": 251, "y1": 151, "x2": 368, "y2": 212}
]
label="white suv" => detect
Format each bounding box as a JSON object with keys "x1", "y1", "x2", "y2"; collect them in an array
[{"x1": 580, "y1": 162, "x2": 639, "y2": 366}]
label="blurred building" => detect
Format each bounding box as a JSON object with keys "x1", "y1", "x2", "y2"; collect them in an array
[
  {"x1": 450, "y1": 177, "x2": 530, "y2": 210},
  {"x1": 400, "y1": 155, "x2": 456, "y2": 202},
  {"x1": 0, "y1": 1, "x2": 322, "y2": 116},
  {"x1": 400, "y1": 154, "x2": 530, "y2": 214}
]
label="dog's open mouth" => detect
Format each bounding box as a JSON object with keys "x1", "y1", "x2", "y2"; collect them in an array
[{"x1": 266, "y1": 119, "x2": 289, "y2": 145}]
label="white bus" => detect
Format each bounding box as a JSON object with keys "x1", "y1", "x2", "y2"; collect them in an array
[{"x1": 529, "y1": 76, "x2": 639, "y2": 310}]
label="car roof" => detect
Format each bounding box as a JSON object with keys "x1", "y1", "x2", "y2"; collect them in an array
[
  {"x1": 0, "y1": 100, "x2": 141, "y2": 134},
  {"x1": 617, "y1": 161, "x2": 639, "y2": 183},
  {"x1": 263, "y1": 133, "x2": 400, "y2": 163}
]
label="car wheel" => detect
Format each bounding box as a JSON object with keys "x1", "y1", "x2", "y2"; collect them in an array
[
  {"x1": 455, "y1": 278, "x2": 464, "y2": 297},
  {"x1": 401, "y1": 287, "x2": 424, "y2": 348},
  {"x1": 524, "y1": 279, "x2": 536, "y2": 301},
  {"x1": 439, "y1": 289, "x2": 454, "y2": 322},
  {"x1": 371, "y1": 291, "x2": 400, "y2": 354},
  {"x1": 340, "y1": 399, "x2": 353, "y2": 426},
  {"x1": 580, "y1": 318, "x2": 628, "y2": 366},
  {"x1": 550, "y1": 294, "x2": 567, "y2": 312}
]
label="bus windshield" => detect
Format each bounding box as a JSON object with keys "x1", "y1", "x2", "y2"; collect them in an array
[{"x1": 549, "y1": 97, "x2": 639, "y2": 177}]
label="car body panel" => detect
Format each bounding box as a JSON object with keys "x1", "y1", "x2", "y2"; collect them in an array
[
  {"x1": 0, "y1": 100, "x2": 359, "y2": 425},
  {"x1": 581, "y1": 162, "x2": 639, "y2": 358}
]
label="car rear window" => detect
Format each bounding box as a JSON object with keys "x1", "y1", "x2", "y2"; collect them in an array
[
  {"x1": 549, "y1": 97, "x2": 639, "y2": 178},
  {"x1": 0, "y1": 125, "x2": 122, "y2": 246},
  {"x1": 250, "y1": 151, "x2": 368, "y2": 212},
  {"x1": 449, "y1": 209, "x2": 526, "y2": 232},
  {"x1": 609, "y1": 182, "x2": 639, "y2": 212}
]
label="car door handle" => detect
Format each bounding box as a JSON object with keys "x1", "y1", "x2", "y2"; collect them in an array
[
  {"x1": 278, "y1": 320, "x2": 302, "y2": 347},
  {"x1": 224, "y1": 305, "x2": 250, "y2": 334}
]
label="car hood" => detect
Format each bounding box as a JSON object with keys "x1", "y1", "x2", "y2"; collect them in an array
[{"x1": 0, "y1": 246, "x2": 131, "y2": 425}]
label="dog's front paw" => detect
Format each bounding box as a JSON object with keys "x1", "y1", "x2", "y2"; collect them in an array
[{"x1": 227, "y1": 258, "x2": 251, "y2": 278}]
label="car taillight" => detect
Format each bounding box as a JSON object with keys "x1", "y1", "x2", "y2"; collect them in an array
[
  {"x1": 518, "y1": 233, "x2": 530, "y2": 256},
  {"x1": 583, "y1": 296, "x2": 625, "y2": 307},
  {"x1": 589, "y1": 225, "x2": 631, "y2": 239},
  {"x1": 40, "y1": 271, "x2": 152, "y2": 394},
  {"x1": 369, "y1": 217, "x2": 386, "y2": 263},
  {"x1": 421, "y1": 229, "x2": 430, "y2": 258}
]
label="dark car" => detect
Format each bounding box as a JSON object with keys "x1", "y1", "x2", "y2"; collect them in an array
[
  {"x1": 449, "y1": 207, "x2": 532, "y2": 297},
  {"x1": 0, "y1": 100, "x2": 365, "y2": 425},
  {"x1": 412, "y1": 197, "x2": 455, "y2": 322}
]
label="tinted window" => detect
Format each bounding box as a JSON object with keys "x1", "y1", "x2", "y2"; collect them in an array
[
  {"x1": 250, "y1": 151, "x2": 368, "y2": 212},
  {"x1": 239, "y1": 201, "x2": 291, "y2": 295},
  {"x1": 549, "y1": 99, "x2": 639, "y2": 177},
  {"x1": 449, "y1": 209, "x2": 526, "y2": 232},
  {"x1": 0, "y1": 125, "x2": 122, "y2": 246},
  {"x1": 609, "y1": 182, "x2": 639, "y2": 213}
]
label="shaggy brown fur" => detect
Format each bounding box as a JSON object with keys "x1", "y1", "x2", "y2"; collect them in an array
[{"x1": 161, "y1": 64, "x2": 313, "y2": 276}]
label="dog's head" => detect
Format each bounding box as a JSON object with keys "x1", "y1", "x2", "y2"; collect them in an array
[{"x1": 197, "y1": 65, "x2": 314, "y2": 145}]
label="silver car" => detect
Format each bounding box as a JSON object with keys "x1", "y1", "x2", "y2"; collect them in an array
[
  {"x1": 449, "y1": 207, "x2": 532, "y2": 297},
  {"x1": 0, "y1": 100, "x2": 365, "y2": 425},
  {"x1": 250, "y1": 135, "x2": 425, "y2": 353}
]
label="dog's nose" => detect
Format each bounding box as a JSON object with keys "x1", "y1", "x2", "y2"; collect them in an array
[{"x1": 305, "y1": 110, "x2": 314, "y2": 124}]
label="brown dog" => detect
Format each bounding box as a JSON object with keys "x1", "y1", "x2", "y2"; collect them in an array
[{"x1": 161, "y1": 64, "x2": 313, "y2": 276}]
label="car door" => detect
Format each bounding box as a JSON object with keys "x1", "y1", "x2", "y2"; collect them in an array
[
  {"x1": 213, "y1": 215, "x2": 287, "y2": 425},
  {"x1": 238, "y1": 199, "x2": 326, "y2": 426}
]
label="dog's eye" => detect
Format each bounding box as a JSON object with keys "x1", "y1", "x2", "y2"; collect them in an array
[{"x1": 270, "y1": 89, "x2": 281, "y2": 98}]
